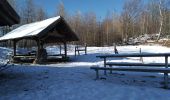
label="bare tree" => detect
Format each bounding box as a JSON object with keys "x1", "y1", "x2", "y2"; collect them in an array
[
  {"x1": 56, "y1": 1, "x2": 67, "y2": 18},
  {"x1": 36, "y1": 7, "x2": 48, "y2": 21},
  {"x1": 21, "y1": 0, "x2": 36, "y2": 24},
  {"x1": 5, "y1": 0, "x2": 170, "y2": 47},
  {"x1": 120, "y1": 0, "x2": 143, "y2": 42},
  {"x1": 157, "y1": 0, "x2": 165, "y2": 40}
]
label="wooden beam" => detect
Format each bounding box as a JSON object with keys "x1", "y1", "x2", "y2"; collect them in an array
[
  {"x1": 13, "y1": 40, "x2": 16, "y2": 56},
  {"x1": 36, "y1": 39, "x2": 40, "y2": 59},
  {"x1": 85, "y1": 43, "x2": 87, "y2": 55},
  {"x1": 40, "y1": 41, "x2": 44, "y2": 49},
  {"x1": 64, "y1": 42, "x2": 67, "y2": 58},
  {"x1": 59, "y1": 45, "x2": 62, "y2": 55}
]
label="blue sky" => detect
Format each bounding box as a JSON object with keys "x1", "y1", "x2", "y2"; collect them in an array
[
  {"x1": 35, "y1": 0, "x2": 124, "y2": 20},
  {"x1": 34, "y1": 0, "x2": 149, "y2": 20}
]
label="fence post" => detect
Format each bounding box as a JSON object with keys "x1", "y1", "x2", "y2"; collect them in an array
[{"x1": 85, "y1": 43, "x2": 87, "y2": 55}]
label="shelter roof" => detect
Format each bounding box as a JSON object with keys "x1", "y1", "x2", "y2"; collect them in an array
[
  {"x1": 0, "y1": 0, "x2": 20, "y2": 26},
  {"x1": 0, "y1": 16, "x2": 79, "y2": 43}
]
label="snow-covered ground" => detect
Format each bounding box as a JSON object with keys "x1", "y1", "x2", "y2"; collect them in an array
[{"x1": 0, "y1": 45, "x2": 170, "y2": 100}]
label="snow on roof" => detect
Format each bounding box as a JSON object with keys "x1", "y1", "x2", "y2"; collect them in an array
[{"x1": 0, "y1": 16, "x2": 61, "y2": 41}]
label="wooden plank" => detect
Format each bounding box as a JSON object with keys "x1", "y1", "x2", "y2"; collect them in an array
[
  {"x1": 14, "y1": 56, "x2": 36, "y2": 58},
  {"x1": 96, "y1": 53, "x2": 170, "y2": 58},
  {"x1": 90, "y1": 67, "x2": 170, "y2": 73},
  {"x1": 48, "y1": 54, "x2": 64, "y2": 56},
  {"x1": 76, "y1": 49, "x2": 86, "y2": 51},
  {"x1": 16, "y1": 53, "x2": 36, "y2": 56},
  {"x1": 106, "y1": 62, "x2": 170, "y2": 67}
]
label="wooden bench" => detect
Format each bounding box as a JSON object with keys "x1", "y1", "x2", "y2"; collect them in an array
[
  {"x1": 90, "y1": 66, "x2": 170, "y2": 88},
  {"x1": 96, "y1": 53, "x2": 170, "y2": 75},
  {"x1": 106, "y1": 62, "x2": 170, "y2": 67},
  {"x1": 93, "y1": 53, "x2": 170, "y2": 89},
  {"x1": 75, "y1": 44, "x2": 87, "y2": 56},
  {"x1": 106, "y1": 62, "x2": 170, "y2": 74},
  {"x1": 13, "y1": 55, "x2": 36, "y2": 60},
  {"x1": 12, "y1": 55, "x2": 36, "y2": 63},
  {"x1": 47, "y1": 54, "x2": 65, "y2": 58}
]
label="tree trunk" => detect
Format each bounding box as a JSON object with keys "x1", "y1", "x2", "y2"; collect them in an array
[{"x1": 157, "y1": 0, "x2": 163, "y2": 41}]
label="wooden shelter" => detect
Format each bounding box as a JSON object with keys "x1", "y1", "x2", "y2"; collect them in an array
[
  {"x1": 0, "y1": 0, "x2": 20, "y2": 26},
  {"x1": 0, "y1": 16, "x2": 78, "y2": 63}
]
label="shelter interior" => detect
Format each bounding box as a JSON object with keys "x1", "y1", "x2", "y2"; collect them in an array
[
  {"x1": 12, "y1": 39, "x2": 69, "y2": 64},
  {"x1": 0, "y1": 17, "x2": 78, "y2": 64}
]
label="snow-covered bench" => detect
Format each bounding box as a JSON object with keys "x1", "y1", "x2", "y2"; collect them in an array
[
  {"x1": 93, "y1": 53, "x2": 170, "y2": 89},
  {"x1": 106, "y1": 62, "x2": 170, "y2": 74},
  {"x1": 90, "y1": 66, "x2": 170, "y2": 88}
]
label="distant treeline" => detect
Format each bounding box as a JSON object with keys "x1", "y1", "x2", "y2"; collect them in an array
[{"x1": 1, "y1": 0, "x2": 170, "y2": 47}]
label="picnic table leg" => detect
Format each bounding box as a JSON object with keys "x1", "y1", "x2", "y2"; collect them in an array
[
  {"x1": 164, "y1": 73, "x2": 169, "y2": 89},
  {"x1": 75, "y1": 47, "x2": 76, "y2": 56},
  {"x1": 164, "y1": 56, "x2": 169, "y2": 88},
  {"x1": 78, "y1": 51, "x2": 80, "y2": 55},
  {"x1": 109, "y1": 65, "x2": 112, "y2": 74},
  {"x1": 85, "y1": 46, "x2": 87, "y2": 55},
  {"x1": 95, "y1": 69, "x2": 99, "y2": 79},
  {"x1": 104, "y1": 58, "x2": 107, "y2": 75},
  {"x1": 165, "y1": 56, "x2": 168, "y2": 68}
]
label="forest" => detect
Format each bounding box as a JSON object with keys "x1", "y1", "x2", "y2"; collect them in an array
[{"x1": 1, "y1": 0, "x2": 170, "y2": 47}]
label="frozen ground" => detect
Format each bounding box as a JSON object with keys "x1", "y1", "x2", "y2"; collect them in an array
[{"x1": 0, "y1": 45, "x2": 170, "y2": 100}]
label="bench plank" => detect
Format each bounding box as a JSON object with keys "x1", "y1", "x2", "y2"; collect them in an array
[
  {"x1": 13, "y1": 55, "x2": 36, "y2": 58},
  {"x1": 48, "y1": 54, "x2": 64, "y2": 56},
  {"x1": 91, "y1": 67, "x2": 170, "y2": 73},
  {"x1": 96, "y1": 53, "x2": 170, "y2": 58},
  {"x1": 76, "y1": 49, "x2": 86, "y2": 51},
  {"x1": 106, "y1": 62, "x2": 170, "y2": 67}
]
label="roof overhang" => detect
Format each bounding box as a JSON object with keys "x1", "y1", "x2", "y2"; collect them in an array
[{"x1": 0, "y1": 0, "x2": 20, "y2": 26}]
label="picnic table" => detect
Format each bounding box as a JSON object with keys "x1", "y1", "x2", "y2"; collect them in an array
[{"x1": 91, "y1": 53, "x2": 170, "y2": 89}]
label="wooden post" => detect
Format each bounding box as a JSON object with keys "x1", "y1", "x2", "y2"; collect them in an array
[
  {"x1": 32, "y1": 39, "x2": 40, "y2": 64},
  {"x1": 104, "y1": 57, "x2": 107, "y2": 75},
  {"x1": 164, "y1": 73, "x2": 169, "y2": 89},
  {"x1": 164, "y1": 56, "x2": 169, "y2": 88},
  {"x1": 165, "y1": 56, "x2": 168, "y2": 68},
  {"x1": 95, "y1": 69, "x2": 99, "y2": 79},
  {"x1": 40, "y1": 42, "x2": 44, "y2": 49},
  {"x1": 109, "y1": 65, "x2": 112, "y2": 74},
  {"x1": 75, "y1": 46, "x2": 77, "y2": 56},
  {"x1": 64, "y1": 42, "x2": 67, "y2": 58},
  {"x1": 78, "y1": 50, "x2": 80, "y2": 55},
  {"x1": 114, "y1": 43, "x2": 118, "y2": 54},
  {"x1": 59, "y1": 45, "x2": 62, "y2": 55},
  {"x1": 13, "y1": 40, "x2": 16, "y2": 56},
  {"x1": 140, "y1": 48, "x2": 143, "y2": 63},
  {"x1": 37, "y1": 40, "x2": 40, "y2": 58},
  {"x1": 85, "y1": 43, "x2": 87, "y2": 55},
  {"x1": 34, "y1": 39, "x2": 40, "y2": 64}
]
